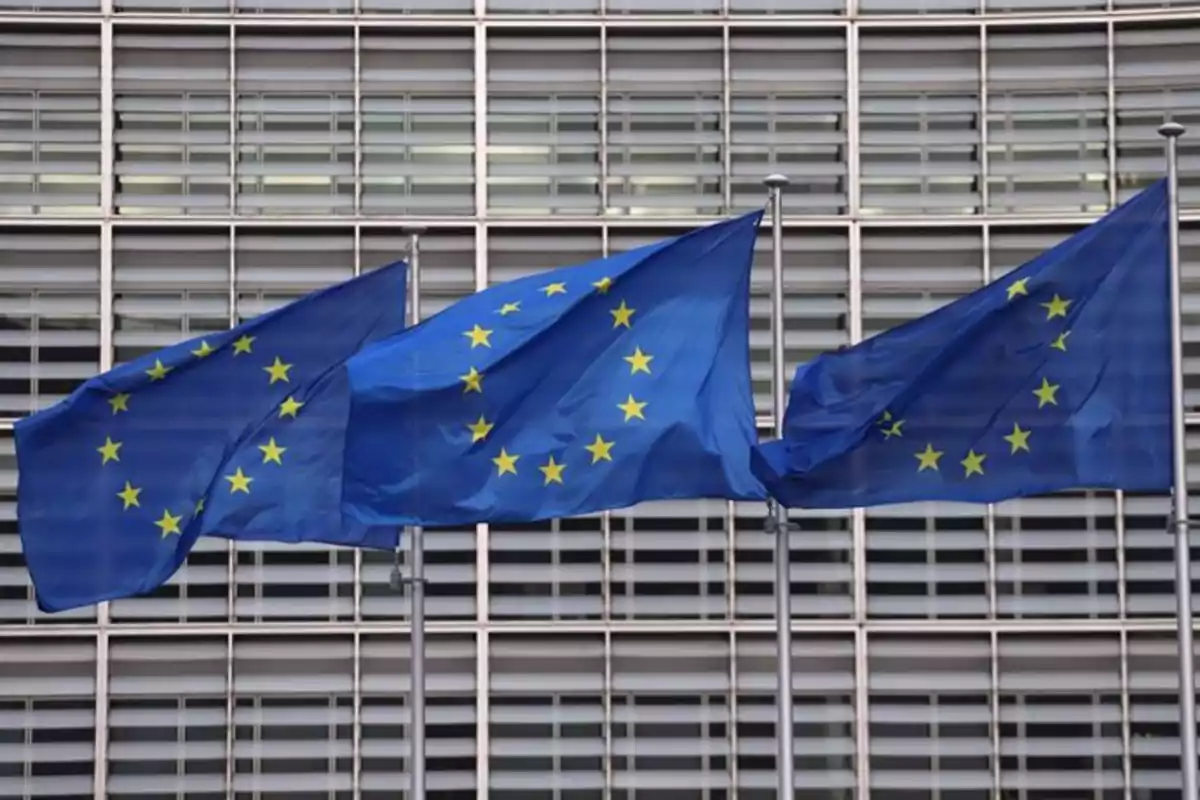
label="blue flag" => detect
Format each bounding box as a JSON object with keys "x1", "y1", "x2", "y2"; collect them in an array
[
  {"x1": 752, "y1": 180, "x2": 1171, "y2": 509},
  {"x1": 17, "y1": 263, "x2": 407, "y2": 613},
  {"x1": 338, "y1": 211, "x2": 766, "y2": 528}
]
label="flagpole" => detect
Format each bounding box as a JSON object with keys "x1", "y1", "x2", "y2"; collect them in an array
[
  {"x1": 402, "y1": 223, "x2": 428, "y2": 800},
  {"x1": 763, "y1": 173, "x2": 793, "y2": 799},
  {"x1": 1158, "y1": 121, "x2": 1197, "y2": 798}
]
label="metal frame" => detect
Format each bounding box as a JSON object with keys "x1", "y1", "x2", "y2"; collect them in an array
[{"x1": 3, "y1": 5, "x2": 1200, "y2": 799}]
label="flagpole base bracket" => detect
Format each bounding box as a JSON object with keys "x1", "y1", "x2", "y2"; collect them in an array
[
  {"x1": 764, "y1": 516, "x2": 801, "y2": 536},
  {"x1": 389, "y1": 564, "x2": 427, "y2": 592},
  {"x1": 1167, "y1": 515, "x2": 1196, "y2": 532}
]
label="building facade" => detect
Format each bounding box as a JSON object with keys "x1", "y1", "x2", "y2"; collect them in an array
[{"x1": 2, "y1": 0, "x2": 1200, "y2": 798}]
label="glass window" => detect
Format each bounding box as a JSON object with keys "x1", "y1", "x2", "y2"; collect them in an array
[
  {"x1": 868, "y1": 634, "x2": 991, "y2": 795},
  {"x1": 488, "y1": 634, "x2": 605, "y2": 793},
  {"x1": 0, "y1": 638, "x2": 97, "y2": 798},
  {"x1": 1114, "y1": 23, "x2": 1200, "y2": 207},
  {"x1": 862, "y1": 0, "x2": 977, "y2": 12},
  {"x1": 114, "y1": 30, "x2": 232, "y2": 216},
  {"x1": 360, "y1": 31, "x2": 475, "y2": 216},
  {"x1": 607, "y1": 32, "x2": 724, "y2": 216},
  {"x1": 0, "y1": 28, "x2": 101, "y2": 216},
  {"x1": 106, "y1": 636, "x2": 228, "y2": 798},
  {"x1": 729, "y1": 31, "x2": 847, "y2": 216},
  {"x1": 734, "y1": 501, "x2": 854, "y2": 620},
  {"x1": 728, "y1": 0, "x2": 843, "y2": 11},
  {"x1": 234, "y1": 32, "x2": 355, "y2": 217},
  {"x1": 736, "y1": 633, "x2": 856, "y2": 793},
  {"x1": 1127, "y1": 631, "x2": 1200, "y2": 794},
  {"x1": 997, "y1": 633, "x2": 1124, "y2": 799},
  {"x1": 487, "y1": 32, "x2": 602, "y2": 216},
  {"x1": 0, "y1": 227, "x2": 100, "y2": 419},
  {"x1": 986, "y1": 26, "x2": 1109, "y2": 214},
  {"x1": 231, "y1": 636, "x2": 354, "y2": 793},
  {"x1": 360, "y1": 634, "x2": 477, "y2": 798},
  {"x1": 860, "y1": 29, "x2": 983, "y2": 216},
  {"x1": 611, "y1": 633, "x2": 732, "y2": 794}
]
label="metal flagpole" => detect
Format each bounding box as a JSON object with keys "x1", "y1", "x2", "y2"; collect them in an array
[
  {"x1": 401, "y1": 224, "x2": 428, "y2": 800},
  {"x1": 763, "y1": 173, "x2": 793, "y2": 799},
  {"x1": 1158, "y1": 121, "x2": 1197, "y2": 798}
]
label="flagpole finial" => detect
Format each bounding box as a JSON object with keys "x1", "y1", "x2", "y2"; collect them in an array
[
  {"x1": 763, "y1": 173, "x2": 790, "y2": 189},
  {"x1": 1159, "y1": 122, "x2": 1186, "y2": 138},
  {"x1": 402, "y1": 224, "x2": 428, "y2": 235}
]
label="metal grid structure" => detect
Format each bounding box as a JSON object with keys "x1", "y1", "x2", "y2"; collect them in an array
[{"x1": 4, "y1": 0, "x2": 1200, "y2": 798}]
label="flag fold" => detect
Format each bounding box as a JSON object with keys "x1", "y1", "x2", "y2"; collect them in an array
[
  {"x1": 339, "y1": 211, "x2": 767, "y2": 527},
  {"x1": 17, "y1": 263, "x2": 407, "y2": 612},
  {"x1": 752, "y1": 180, "x2": 1172, "y2": 509}
]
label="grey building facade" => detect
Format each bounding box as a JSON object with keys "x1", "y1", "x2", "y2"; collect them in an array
[{"x1": 2, "y1": 0, "x2": 1200, "y2": 798}]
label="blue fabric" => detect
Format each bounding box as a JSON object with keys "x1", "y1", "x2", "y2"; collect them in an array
[
  {"x1": 340, "y1": 211, "x2": 766, "y2": 527},
  {"x1": 16, "y1": 264, "x2": 407, "y2": 613},
  {"x1": 752, "y1": 180, "x2": 1172, "y2": 509}
]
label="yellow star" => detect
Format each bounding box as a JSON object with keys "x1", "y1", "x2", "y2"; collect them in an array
[
  {"x1": 108, "y1": 393, "x2": 130, "y2": 415},
  {"x1": 882, "y1": 420, "x2": 905, "y2": 438},
  {"x1": 878, "y1": 410, "x2": 893, "y2": 426},
  {"x1": 1003, "y1": 423, "x2": 1032, "y2": 454},
  {"x1": 194, "y1": 497, "x2": 205, "y2": 516},
  {"x1": 97, "y1": 436, "x2": 122, "y2": 465},
  {"x1": 1006, "y1": 278, "x2": 1030, "y2": 301},
  {"x1": 279, "y1": 396, "x2": 305, "y2": 418},
  {"x1": 539, "y1": 455, "x2": 566, "y2": 485},
  {"x1": 145, "y1": 360, "x2": 171, "y2": 381},
  {"x1": 460, "y1": 366, "x2": 484, "y2": 394},
  {"x1": 116, "y1": 481, "x2": 141, "y2": 510},
  {"x1": 961, "y1": 450, "x2": 987, "y2": 478},
  {"x1": 467, "y1": 415, "x2": 494, "y2": 443},
  {"x1": 610, "y1": 301, "x2": 636, "y2": 329},
  {"x1": 593, "y1": 277, "x2": 613, "y2": 294},
  {"x1": 191, "y1": 340, "x2": 215, "y2": 358},
  {"x1": 263, "y1": 356, "x2": 293, "y2": 385},
  {"x1": 232, "y1": 335, "x2": 255, "y2": 355},
  {"x1": 1041, "y1": 294, "x2": 1071, "y2": 320},
  {"x1": 1033, "y1": 377, "x2": 1060, "y2": 408},
  {"x1": 154, "y1": 509, "x2": 183, "y2": 538},
  {"x1": 617, "y1": 394, "x2": 647, "y2": 422},
  {"x1": 1051, "y1": 331, "x2": 1071, "y2": 352},
  {"x1": 498, "y1": 302, "x2": 521, "y2": 316},
  {"x1": 464, "y1": 324, "x2": 493, "y2": 349},
  {"x1": 541, "y1": 282, "x2": 567, "y2": 297},
  {"x1": 624, "y1": 347, "x2": 653, "y2": 375},
  {"x1": 225, "y1": 467, "x2": 253, "y2": 494},
  {"x1": 914, "y1": 443, "x2": 943, "y2": 472},
  {"x1": 492, "y1": 448, "x2": 519, "y2": 476},
  {"x1": 584, "y1": 434, "x2": 615, "y2": 464},
  {"x1": 258, "y1": 437, "x2": 286, "y2": 465}
]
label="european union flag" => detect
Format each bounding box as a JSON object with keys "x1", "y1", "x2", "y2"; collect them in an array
[
  {"x1": 338, "y1": 211, "x2": 766, "y2": 528},
  {"x1": 752, "y1": 180, "x2": 1171, "y2": 509},
  {"x1": 17, "y1": 263, "x2": 407, "y2": 612}
]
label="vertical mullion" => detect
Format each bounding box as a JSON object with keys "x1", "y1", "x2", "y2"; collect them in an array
[
  {"x1": 1106, "y1": 19, "x2": 1118, "y2": 209},
  {"x1": 600, "y1": 25, "x2": 610, "y2": 214},
  {"x1": 846, "y1": 22, "x2": 860, "y2": 218},
  {"x1": 990, "y1": 629, "x2": 1002, "y2": 800},
  {"x1": 353, "y1": 23, "x2": 362, "y2": 217},
  {"x1": 1119, "y1": 626, "x2": 1133, "y2": 800},
  {"x1": 93, "y1": 223, "x2": 113, "y2": 800},
  {"x1": 854, "y1": 626, "x2": 870, "y2": 800},
  {"x1": 475, "y1": 628, "x2": 489, "y2": 800},
  {"x1": 225, "y1": 630, "x2": 236, "y2": 799},
  {"x1": 474, "y1": 23, "x2": 488, "y2": 221},
  {"x1": 978, "y1": 23, "x2": 989, "y2": 214},
  {"x1": 603, "y1": 627, "x2": 614, "y2": 798},
  {"x1": 720, "y1": 22, "x2": 732, "y2": 214}
]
